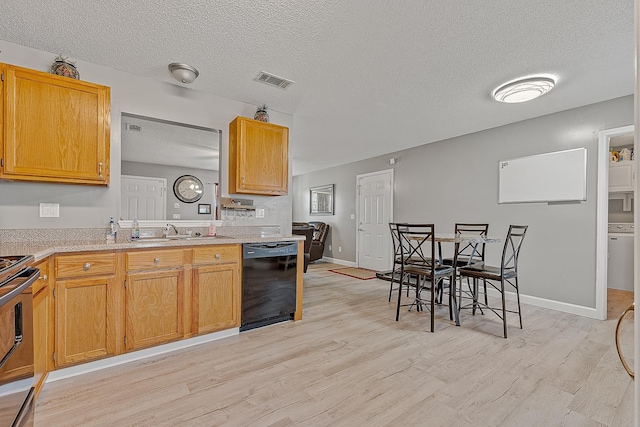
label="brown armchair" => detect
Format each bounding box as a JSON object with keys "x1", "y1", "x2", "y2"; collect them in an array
[
  {"x1": 291, "y1": 224, "x2": 314, "y2": 272},
  {"x1": 308, "y1": 221, "x2": 329, "y2": 263}
]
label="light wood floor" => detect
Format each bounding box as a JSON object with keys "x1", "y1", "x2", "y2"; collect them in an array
[{"x1": 35, "y1": 262, "x2": 634, "y2": 426}]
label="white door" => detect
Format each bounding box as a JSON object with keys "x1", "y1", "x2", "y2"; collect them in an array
[
  {"x1": 121, "y1": 175, "x2": 166, "y2": 220},
  {"x1": 357, "y1": 169, "x2": 393, "y2": 271}
]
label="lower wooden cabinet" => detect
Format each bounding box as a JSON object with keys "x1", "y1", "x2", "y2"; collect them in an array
[
  {"x1": 46, "y1": 244, "x2": 245, "y2": 371},
  {"x1": 54, "y1": 276, "x2": 118, "y2": 367},
  {"x1": 192, "y1": 263, "x2": 240, "y2": 334},
  {"x1": 125, "y1": 269, "x2": 184, "y2": 351}
]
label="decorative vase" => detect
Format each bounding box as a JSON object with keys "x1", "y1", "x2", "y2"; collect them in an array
[
  {"x1": 254, "y1": 106, "x2": 269, "y2": 122},
  {"x1": 50, "y1": 58, "x2": 80, "y2": 79}
]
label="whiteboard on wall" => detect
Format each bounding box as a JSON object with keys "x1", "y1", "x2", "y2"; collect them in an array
[{"x1": 498, "y1": 148, "x2": 587, "y2": 204}]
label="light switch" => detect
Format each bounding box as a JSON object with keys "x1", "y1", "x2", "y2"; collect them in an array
[
  {"x1": 350, "y1": 214, "x2": 355, "y2": 220},
  {"x1": 256, "y1": 208, "x2": 265, "y2": 218},
  {"x1": 173, "y1": 213, "x2": 181, "y2": 219},
  {"x1": 173, "y1": 203, "x2": 180, "y2": 209},
  {"x1": 39, "y1": 203, "x2": 60, "y2": 218}
]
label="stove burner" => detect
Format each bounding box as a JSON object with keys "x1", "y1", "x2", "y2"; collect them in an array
[
  {"x1": 0, "y1": 255, "x2": 34, "y2": 285},
  {"x1": 0, "y1": 259, "x2": 15, "y2": 269}
]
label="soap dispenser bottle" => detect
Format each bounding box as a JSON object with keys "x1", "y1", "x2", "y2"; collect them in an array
[
  {"x1": 107, "y1": 217, "x2": 117, "y2": 244},
  {"x1": 132, "y1": 218, "x2": 140, "y2": 239}
]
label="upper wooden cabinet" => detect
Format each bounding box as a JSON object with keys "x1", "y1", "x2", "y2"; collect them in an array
[
  {"x1": 0, "y1": 63, "x2": 111, "y2": 185},
  {"x1": 228, "y1": 116, "x2": 288, "y2": 195}
]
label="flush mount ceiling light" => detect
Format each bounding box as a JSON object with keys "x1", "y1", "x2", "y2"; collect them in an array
[
  {"x1": 493, "y1": 77, "x2": 555, "y2": 103},
  {"x1": 168, "y1": 63, "x2": 199, "y2": 84}
]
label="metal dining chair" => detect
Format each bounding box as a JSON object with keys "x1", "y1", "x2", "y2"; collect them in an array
[
  {"x1": 394, "y1": 223, "x2": 455, "y2": 332},
  {"x1": 442, "y1": 223, "x2": 489, "y2": 267},
  {"x1": 387, "y1": 222, "x2": 427, "y2": 302},
  {"x1": 442, "y1": 223, "x2": 489, "y2": 307},
  {"x1": 457, "y1": 225, "x2": 528, "y2": 338}
]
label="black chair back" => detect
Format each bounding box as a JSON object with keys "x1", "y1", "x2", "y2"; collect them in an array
[
  {"x1": 501, "y1": 225, "x2": 528, "y2": 273},
  {"x1": 454, "y1": 223, "x2": 489, "y2": 264},
  {"x1": 396, "y1": 223, "x2": 436, "y2": 269}
]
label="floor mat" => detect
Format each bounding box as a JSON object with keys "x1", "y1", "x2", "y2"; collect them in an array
[{"x1": 329, "y1": 267, "x2": 378, "y2": 280}]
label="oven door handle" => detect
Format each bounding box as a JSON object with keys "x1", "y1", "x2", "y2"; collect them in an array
[{"x1": 0, "y1": 267, "x2": 39, "y2": 309}]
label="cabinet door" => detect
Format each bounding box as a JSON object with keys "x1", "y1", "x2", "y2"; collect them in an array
[
  {"x1": 192, "y1": 263, "x2": 240, "y2": 334},
  {"x1": 609, "y1": 161, "x2": 635, "y2": 192},
  {"x1": 2, "y1": 63, "x2": 110, "y2": 185},
  {"x1": 33, "y1": 259, "x2": 51, "y2": 397},
  {"x1": 229, "y1": 117, "x2": 288, "y2": 195},
  {"x1": 55, "y1": 276, "x2": 117, "y2": 367},
  {"x1": 33, "y1": 285, "x2": 49, "y2": 396},
  {"x1": 125, "y1": 269, "x2": 184, "y2": 351}
]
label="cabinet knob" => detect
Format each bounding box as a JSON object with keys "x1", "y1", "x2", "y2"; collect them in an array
[
  {"x1": 241, "y1": 176, "x2": 245, "y2": 189},
  {"x1": 40, "y1": 274, "x2": 48, "y2": 281},
  {"x1": 83, "y1": 263, "x2": 91, "y2": 270},
  {"x1": 215, "y1": 254, "x2": 221, "y2": 259},
  {"x1": 154, "y1": 258, "x2": 160, "y2": 264},
  {"x1": 98, "y1": 162, "x2": 103, "y2": 178}
]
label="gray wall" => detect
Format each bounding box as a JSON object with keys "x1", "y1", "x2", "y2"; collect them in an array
[
  {"x1": 121, "y1": 161, "x2": 218, "y2": 221},
  {"x1": 293, "y1": 95, "x2": 634, "y2": 308},
  {"x1": 0, "y1": 40, "x2": 293, "y2": 232}
]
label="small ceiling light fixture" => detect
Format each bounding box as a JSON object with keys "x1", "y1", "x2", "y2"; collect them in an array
[
  {"x1": 168, "y1": 63, "x2": 199, "y2": 84},
  {"x1": 493, "y1": 76, "x2": 555, "y2": 103}
]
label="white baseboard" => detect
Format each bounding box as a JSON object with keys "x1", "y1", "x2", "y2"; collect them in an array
[
  {"x1": 320, "y1": 257, "x2": 357, "y2": 267},
  {"x1": 484, "y1": 288, "x2": 598, "y2": 319},
  {"x1": 47, "y1": 328, "x2": 238, "y2": 382}
]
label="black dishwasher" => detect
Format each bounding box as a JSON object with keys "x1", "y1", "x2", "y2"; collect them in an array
[{"x1": 241, "y1": 242, "x2": 297, "y2": 331}]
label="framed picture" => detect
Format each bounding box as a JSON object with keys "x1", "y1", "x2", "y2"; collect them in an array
[
  {"x1": 198, "y1": 204, "x2": 211, "y2": 214},
  {"x1": 310, "y1": 184, "x2": 334, "y2": 215}
]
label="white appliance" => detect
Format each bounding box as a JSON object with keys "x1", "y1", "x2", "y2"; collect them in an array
[{"x1": 608, "y1": 223, "x2": 634, "y2": 291}]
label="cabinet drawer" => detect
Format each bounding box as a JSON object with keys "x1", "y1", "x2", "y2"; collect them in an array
[
  {"x1": 56, "y1": 253, "x2": 115, "y2": 278},
  {"x1": 126, "y1": 249, "x2": 185, "y2": 271},
  {"x1": 192, "y1": 245, "x2": 240, "y2": 265}
]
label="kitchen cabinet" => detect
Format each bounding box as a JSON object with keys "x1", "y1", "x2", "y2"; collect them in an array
[
  {"x1": 609, "y1": 161, "x2": 635, "y2": 193},
  {"x1": 191, "y1": 245, "x2": 241, "y2": 334},
  {"x1": 1, "y1": 63, "x2": 111, "y2": 185},
  {"x1": 33, "y1": 258, "x2": 52, "y2": 397},
  {"x1": 124, "y1": 249, "x2": 185, "y2": 351},
  {"x1": 228, "y1": 116, "x2": 289, "y2": 195},
  {"x1": 40, "y1": 241, "x2": 295, "y2": 374},
  {"x1": 54, "y1": 252, "x2": 119, "y2": 367}
]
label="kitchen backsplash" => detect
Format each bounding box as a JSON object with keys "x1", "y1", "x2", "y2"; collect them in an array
[{"x1": 0, "y1": 225, "x2": 283, "y2": 245}]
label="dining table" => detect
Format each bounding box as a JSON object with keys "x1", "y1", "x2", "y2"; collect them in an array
[{"x1": 407, "y1": 233, "x2": 501, "y2": 326}]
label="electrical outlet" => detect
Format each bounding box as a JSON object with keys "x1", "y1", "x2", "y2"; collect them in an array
[
  {"x1": 173, "y1": 213, "x2": 181, "y2": 219},
  {"x1": 328, "y1": 245, "x2": 332, "y2": 251},
  {"x1": 256, "y1": 208, "x2": 265, "y2": 218},
  {"x1": 39, "y1": 203, "x2": 60, "y2": 218},
  {"x1": 350, "y1": 214, "x2": 355, "y2": 220},
  {"x1": 339, "y1": 246, "x2": 342, "y2": 252},
  {"x1": 173, "y1": 203, "x2": 180, "y2": 209}
]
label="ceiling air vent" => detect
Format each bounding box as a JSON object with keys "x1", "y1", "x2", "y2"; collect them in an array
[
  {"x1": 254, "y1": 71, "x2": 294, "y2": 90},
  {"x1": 126, "y1": 123, "x2": 143, "y2": 132}
]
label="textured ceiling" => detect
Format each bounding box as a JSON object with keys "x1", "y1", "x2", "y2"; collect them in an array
[{"x1": 0, "y1": 0, "x2": 634, "y2": 175}]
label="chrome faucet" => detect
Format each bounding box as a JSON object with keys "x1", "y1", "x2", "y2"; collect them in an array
[{"x1": 165, "y1": 223, "x2": 179, "y2": 237}]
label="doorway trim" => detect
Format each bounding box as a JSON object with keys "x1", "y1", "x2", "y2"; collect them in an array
[
  {"x1": 596, "y1": 125, "x2": 634, "y2": 320},
  {"x1": 355, "y1": 169, "x2": 394, "y2": 270}
]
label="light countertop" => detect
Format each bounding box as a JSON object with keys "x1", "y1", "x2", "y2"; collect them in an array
[{"x1": 1, "y1": 235, "x2": 305, "y2": 262}]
